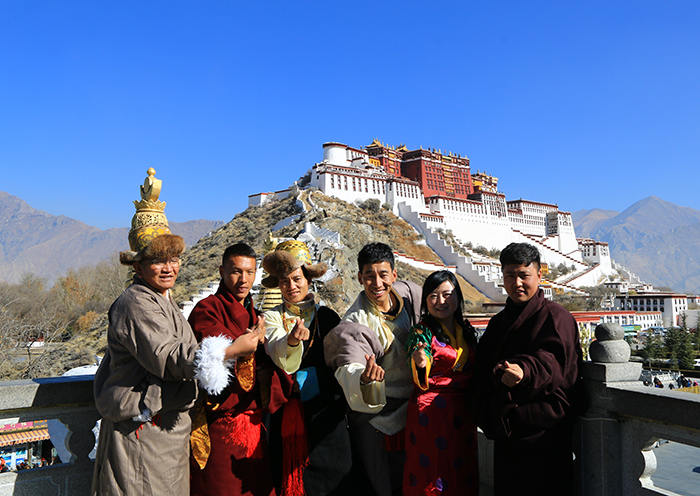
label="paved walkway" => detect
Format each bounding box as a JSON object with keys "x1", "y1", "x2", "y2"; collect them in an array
[{"x1": 652, "y1": 441, "x2": 700, "y2": 495}]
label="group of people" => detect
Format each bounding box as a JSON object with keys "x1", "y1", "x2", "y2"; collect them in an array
[
  {"x1": 0, "y1": 457, "x2": 52, "y2": 472},
  {"x1": 90, "y1": 228, "x2": 583, "y2": 496},
  {"x1": 646, "y1": 374, "x2": 698, "y2": 389}
]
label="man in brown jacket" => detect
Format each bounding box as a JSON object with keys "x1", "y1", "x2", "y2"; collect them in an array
[
  {"x1": 92, "y1": 170, "x2": 259, "y2": 496},
  {"x1": 475, "y1": 243, "x2": 582, "y2": 496}
]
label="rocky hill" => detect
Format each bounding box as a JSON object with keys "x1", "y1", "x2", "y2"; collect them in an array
[
  {"x1": 0, "y1": 188, "x2": 489, "y2": 380},
  {"x1": 573, "y1": 196, "x2": 700, "y2": 294},
  {"x1": 175, "y1": 189, "x2": 488, "y2": 315},
  {"x1": 0, "y1": 191, "x2": 222, "y2": 284}
]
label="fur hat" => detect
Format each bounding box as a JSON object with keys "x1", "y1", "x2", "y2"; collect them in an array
[
  {"x1": 261, "y1": 240, "x2": 327, "y2": 288},
  {"x1": 119, "y1": 234, "x2": 185, "y2": 265}
]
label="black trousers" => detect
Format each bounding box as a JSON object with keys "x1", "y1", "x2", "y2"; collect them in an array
[
  {"x1": 347, "y1": 411, "x2": 405, "y2": 496},
  {"x1": 494, "y1": 426, "x2": 574, "y2": 496}
]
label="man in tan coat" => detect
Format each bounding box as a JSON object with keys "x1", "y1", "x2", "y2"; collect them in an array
[{"x1": 91, "y1": 170, "x2": 261, "y2": 495}]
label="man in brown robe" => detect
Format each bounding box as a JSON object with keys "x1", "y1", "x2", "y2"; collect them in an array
[
  {"x1": 92, "y1": 170, "x2": 260, "y2": 496},
  {"x1": 475, "y1": 243, "x2": 582, "y2": 496},
  {"x1": 92, "y1": 235, "x2": 260, "y2": 496},
  {"x1": 189, "y1": 243, "x2": 291, "y2": 496}
]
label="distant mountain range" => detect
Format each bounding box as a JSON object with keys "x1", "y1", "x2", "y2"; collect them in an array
[
  {"x1": 573, "y1": 196, "x2": 700, "y2": 294},
  {"x1": 0, "y1": 191, "x2": 223, "y2": 284},
  {"x1": 3, "y1": 191, "x2": 698, "y2": 294}
]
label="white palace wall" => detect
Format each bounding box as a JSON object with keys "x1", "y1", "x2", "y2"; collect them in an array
[
  {"x1": 398, "y1": 202, "x2": 507, "y2": 300},
  {"x1": 311, "y1": 168, "x2": 387, "y2": 205},
  {"x1": 306, "y1": 142, "x2": 632, "y2": 293},
  {"x1": 314, "y1": 167, "x2": 596, "y2": 288},
  {"x1": 386, "y1": 181, "x2": 425, "y2": 215}
]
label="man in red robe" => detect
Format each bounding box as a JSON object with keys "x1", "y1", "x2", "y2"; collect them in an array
[
  {"x1": 475, "y1": 243, "x2": 582, "y2": 496},
  {"x1": 189, "y1": 243, "x2": 290, "y2": 496}
]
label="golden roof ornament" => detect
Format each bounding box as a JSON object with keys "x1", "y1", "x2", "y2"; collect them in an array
[{"x1": 127, "y1": 168, "x2": 171, "y2": 254}]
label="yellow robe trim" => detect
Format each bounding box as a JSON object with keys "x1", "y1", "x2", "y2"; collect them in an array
[
  {"x1": 410, "y1": 353, "x2": 433, "y2": 391},
  {"x1": 282, "y1": 294, "x2": 316, "y2": 330},
  {"x1": 366, "y1": 287, "x2": 405, "y2": 352},
  {"x1": 235, "y1": 354, "x2": 255, "y2": 392},
  {"x1": 189, "y1": 401, "x2": 211, "y2": 469},
  {"x1": 440, "y1": 322, "x2": 470, "y2": 372}
]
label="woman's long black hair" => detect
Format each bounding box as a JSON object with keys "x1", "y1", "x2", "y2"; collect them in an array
[{"x1": 419, "y1": 270, "x2": 476, "y2": 346}]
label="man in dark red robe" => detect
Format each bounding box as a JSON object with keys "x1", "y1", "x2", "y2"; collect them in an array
[
  {"x1": 189, "y1": 243, "x2": 290, "y2": 496},
  {"x1": 475, "y1": 243, "x2": 582, "y2": 496}
]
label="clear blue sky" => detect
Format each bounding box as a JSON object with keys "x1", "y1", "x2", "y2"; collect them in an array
[{"x1": 1, "y1": 1, "x2": 698, "y2": 229}]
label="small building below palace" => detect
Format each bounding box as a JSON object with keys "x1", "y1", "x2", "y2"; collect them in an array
[{"x1": 614, "y1": 293, "x2": 690, "y2": 328}]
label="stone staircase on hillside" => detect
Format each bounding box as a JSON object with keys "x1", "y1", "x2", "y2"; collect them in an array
[
  {"x1": 513, "y1": 230, "x2": 587, "y2": 270},
  {"x1": 393, "y1": 251, "x2": 457, "y2": 274},
  {"x1": 543, "y1": 278, "x2": 590, "y2": 296},
  {"x1": 510, "y1": 230, "x2": 613, "y2": 287},
  {"x1": 612, "y1": 261, "x2": 643, "y2": 285},
  {"x1": 397, "y1": 203, "x2": 507, "y2": 301},
  {"x1": 559, "y1": 264, "x2": 599, "y2": 285},
  {"x1": 180, "y1": 281, "x2": 220, "y2": 319}
]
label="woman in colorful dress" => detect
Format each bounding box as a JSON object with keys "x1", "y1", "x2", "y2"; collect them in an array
[
  {"x1": 262, "y1": 240, "x2": 352, "y2": 496},
  {"x1": 403, "y1": 270, "x2": 479, "y2": 496}
]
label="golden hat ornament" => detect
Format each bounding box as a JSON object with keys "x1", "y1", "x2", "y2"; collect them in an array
[
  {"x1": 258, "y1": 233, "x2": 284, "y2": 311},
  {"x1": 119, "y1": 168, "x2": 183, "y2": 265},
  {"x1": 261, "y1": 239, "x2": 327, "y2": 288}
]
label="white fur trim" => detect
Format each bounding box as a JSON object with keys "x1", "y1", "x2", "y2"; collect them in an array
[{"x1": 194, "y1": 335, "x2": 234, "y2": 395}]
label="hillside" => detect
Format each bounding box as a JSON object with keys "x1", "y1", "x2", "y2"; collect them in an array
[
  {"x1": 0, "y1": 191, "x2": 222, "y2": 284},
  {"x1": 0, "y1": 188, "x2": 489, "y2": 380},
  {"x1": 573, "y1": 196, "x2": 700, "y2": 293},
  {"x1": 175, "y1": 189, "x2": 488, "y2": 315}
]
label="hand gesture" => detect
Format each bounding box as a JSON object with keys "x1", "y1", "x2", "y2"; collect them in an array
[
  {"x1": 494, "y1": 360, "x2": 524, "y2": 388},
  {"x1": 250, "y1": 315, "x2": 266, "y2": 344},
  {"x1": 360, "y1": 354, "x2": 384, "y2": 385},
  {"x1": 412, "y1": 343, "x2": 429, "y2": 369},
  {"x1": 226, "y1": 331, "x2": 260, "y2": 360},
  {"x1": 287, "y1": 318, "x2": 310, "y2": 346}
]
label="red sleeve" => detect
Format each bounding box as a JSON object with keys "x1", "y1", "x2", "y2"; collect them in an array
[{"x1": 188, "y1": 296, "x2": 247, "y2": 342}]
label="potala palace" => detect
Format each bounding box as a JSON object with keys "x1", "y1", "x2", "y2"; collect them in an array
[{"x1": 249, "y1": 139, "x2": 648, "y2": 301}]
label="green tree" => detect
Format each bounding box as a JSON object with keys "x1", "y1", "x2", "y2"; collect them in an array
[
  {"x1": 641, "y1": 334, "x2": 665, "y2": 364},
  {"x1": 552, "y1": 293, "x2": 586, "y2": 311},
  {"x1": 664, "y1": 327, "x2": 695, "y2": 369}
]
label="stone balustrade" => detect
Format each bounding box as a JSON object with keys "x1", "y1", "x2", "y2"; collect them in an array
[
  {"x1": 0, "y1": 375, "x2": 98, "y2": 496},
  {"x1": 577, "y1": 323, "x2": 700, "y2": 495},
  {"x1": 0, "y1": 324, "x2": 698, "y2": 495}
]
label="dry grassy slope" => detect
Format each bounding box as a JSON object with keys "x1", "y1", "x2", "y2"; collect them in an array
[
  {"x1": 11, "y1": 190, "x2": 491, "y2": 379},
  {"x1": 173, "y1": 189, "x2": 488, "y2": 315}
]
